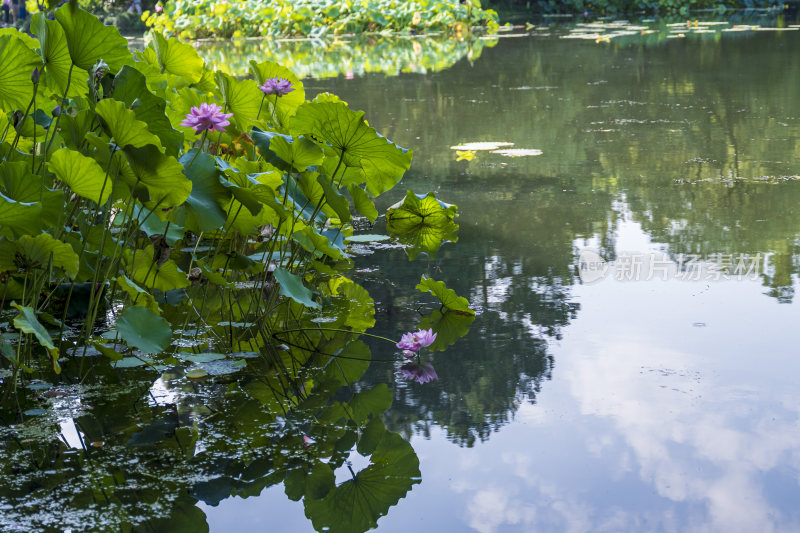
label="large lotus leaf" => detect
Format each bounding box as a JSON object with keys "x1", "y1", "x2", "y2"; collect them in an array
[
  {"x1": 274, "y1": 267, "x2": 319, "y2": 309},
  {"x1": 123, "y1": 145, "x2": 192, "y2": 210},
  {"x1": 13, "y1": 233, "x2": 80, "y2": 278},
  {"x1": 30, "y1": 13, "x2": 88, "y2": 98},
  {"x1": 0, "y1": 192, "x2": 42, "y2": 238},
  {"x1": 0, "y1": 35, "x2": 42, "y2": 112},
  {"x1": 316, "y1": 175, "x2": 350, "y2": 223},
  {"x1": 116, "y1": 275, "x2": 161, "y2": 313},
  {"x1": 180, "y1": 149, "x2": 229, "y2": 232},
  {"x1": 293, "y1": 226, "x2": 342, "y2": 260},
  {"x1": 54, "y1": 5, "x2": 132, "y2": 72},
  {"x1": 415, "y1": 275, "x2": 475, "y2": 316},
  {"x1": 112, "y1": 66, "x2": 183, "y2": 157},
  {"x1": 248, "y1": 60, "x2": 305, "y2": 125},
  {"x1": 251, "y1": 129, "x2": 323, "y2": 173},
  {"x1": 96, "y1": 98, "x2": 164, "y2": 152},
  {"x1": 116, "y1": 306, "x2": 171, "y2": 355},
  {"x1": 124, "y1": 245, "x2": 190, "y2": 292},
  {"x1": 348, "y1": 184, "x2": 378, "y2": 223},
  {"x1": 12, "y1": 303, "x2": 60, "y2": 373},
  {"x1": 59, "y1": 108, "x2": 95, "y2": 150},
  {"x1": 321, "y1": 339, "x2": 371, "y2": 386},
  {"x1": 132, "y1": 205, "x2": 185, "y2": 246},
  {"x1": 149, "y1": 31, "x2": 204, "y2": 83},
  {"x1": 289, "y1": 95, "x2": 412, "y2": 196},
  {"x1": 0, "y1": 161, "x2": 64, "y2": 228},
  {"x1": 386, "y1": 191, "x2": 459, "y2": 260},
  {"x1": 215, "y1": 71, "x2": 262, "y2": 133},
  {"x1": 304, "y1": 418, "x2": 419, "y2": 533},
  {"x1": 48, "y1": 147, "x2": 112, "y2": 205}
]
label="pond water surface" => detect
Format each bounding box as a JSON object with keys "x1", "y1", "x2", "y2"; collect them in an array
[{"x1": 202, "y1": 22, "x2": 800, "y2": 532}]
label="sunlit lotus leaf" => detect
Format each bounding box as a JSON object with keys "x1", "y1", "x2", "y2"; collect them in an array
[
  {"x1": 0, "y1": 35, "x2": 42, "y2": 112},
  {"x1": 54, "y1": 5, "x2": 132, "y2": 72},
  {"x1": 293, "y1": 226, "x2": 342, "y2": 260},
  {"x1": 274, "y1": 267, "x2": 319, "y2": 309},
  {"x1": 0, "y1": 161, "x2": 64, "y2": 229},
  {"x1": 304, "y1": 418, "x2": 419, "y2": 533},
  {"x1": 329, "y1": 277, "x2": 375, "y2": 331},
  {"x1": 96, "y1": 98, "x2": 164, "y2": 152},
  {"x1": 249, "y1": 60, "x2": 305, "y2": 124},
  {"x1": 112, "y1": 66, "x2": 184, "y2": 157},
  {"x1": 289, "y1": 94, "x2": 412, "y2": 196},
  {"x1": 30, "y1": 13, "x2": 88, "y2": 97},
  {"x1": 116, "y1": 306, "x2": 171, "y2": 355},
  {"x1": 149, "y1": 31, "x2": 204, "y2": 83},
  {"x1": 48, "y1": 148, "x2": 112, "y2": 205},
  {"x1": 15, "y1": 233, "x2": 79, "y2": 279},
  {"x1": 215, "y1": 71, "x2": 262, "y2": 132},
  {"x1": 348, "y1": 184, "x2": 378, "y2": 222},
  {"x1": 317, "y1": 175, "x2": 350, "y2": 223},
  {"x1": 12, "y1": 303, "x2": 60, "y2": 373},
  {"x1": 415, "y1": 275, "x2": 475, "y2": 316}
]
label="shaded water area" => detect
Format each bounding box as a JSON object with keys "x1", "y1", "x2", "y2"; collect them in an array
[{"x1": 5, "y1": 19, "x2": 800, "y2": 532}]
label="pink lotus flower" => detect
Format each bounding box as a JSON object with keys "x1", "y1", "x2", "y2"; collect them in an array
[
  {"x1": 400, "y1": 362, "x2": 438, "y2": 384},
  {"x1": 180, "y1": 103, "x2": 233, "y2": 134},
  {"x1": 259, "y1": 77, "x2": 295, "y2": 97},
  {"x1": 396, "y1": 328, "x2": 437, "y2": 352},
  {"x1": 154, "y1": 3, "x2": 163, "y2": 12}
]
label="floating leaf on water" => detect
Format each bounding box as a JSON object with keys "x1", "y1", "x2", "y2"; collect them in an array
[
  {"x1": 344, "y1": 234, "x2": 391, "y2": 243},
  {"x1": 449, "y1": 141, "x2": 514, "y2": 151},
  {"x1": 178, "y1": 352, "x2": 226, "y2": 363},
  {"x1": 112, "y1": 356, "x2": 152, "y2": 368},
  {"x1": 186, "y1": 367, "x2": 209, "y2": 380},
  {"x1": 116, "y1": 307, "x2": 172, "y2": 355},
  {"x1": 23, "y1": 409, "x2": 47, "y2": 416},
  {"x1": 491, "y1": 148, "x2": 543, "y2": 157}
]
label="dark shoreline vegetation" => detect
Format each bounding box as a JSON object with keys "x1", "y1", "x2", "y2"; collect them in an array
[{"x1": 0, "y1": 5, "x2": 477, "y2": 530}]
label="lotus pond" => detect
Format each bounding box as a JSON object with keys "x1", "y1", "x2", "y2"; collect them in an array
[{"x1": 3, "y1": 11, "x2": 800, "y2": 533}]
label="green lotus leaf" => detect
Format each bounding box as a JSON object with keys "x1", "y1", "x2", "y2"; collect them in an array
[
  {"x1": 12, "y1": 303, "x2": 60, "y2": 373},
  {"x1": 95, "y1": 98, "x2": 164, "y2": 152},
  {"x1": 13, "y1": 109, "x2": 49, "y2": 138},
  {"x1": 30, "y1": 13, "x2": 88, "y2": 98},
  {"x1": 0, "y1": 191, "x2": 42, "y2": 238},
  {"x1": 321, "y1": 339, "x2": 371, "y2": 386},
  {"x1": 215, "y1": 71, "x2": 262, "y2": 132},
  {"x1": 12, "y1": 233, "x2": 80, "y2": 278},
  {"x1": 304, "y1": 418, "x2": 419, "y2": 533},
  {"x1": 116, "y1": 275, "x2": 161, "y2": 313},
  {"x1": 273, "y1": 267, "x2": 319, "y2": 309},
  {"x1": 0, "y1": 34, "x2": 43, "y2": 112},
  {"x1": 293, "y1": 226, "x2": 342, "y2": 260},
  {"x1": 251, "y1": 129, "x2": 323, "y2": 172},
  {"x1": 329, "y1": 277, "x2": 375, "y2": 331},
  {"x1": 123, "y1": 144, "x2": 192, "y2": 211},
  {"x1": 0, "y1": 161, "x2": 65, "y2": 228},
  {"x1": 220, "y1": 167, "x2": 288, "y2": 221},
  {"x1": 124, "y1": 245, "x2": 190, "y2": 292},
  {"x1": 248, "y1": 60, "x2": 305, "y2": 124},
  {"x1": 116, "y1": 306, "x2": 171, "y2": 355},
  {"x1": 54, "y1": 4, "x2": 132, "y2": 72},
  {"x1": 59, "y1": 108, "x2": 95, "y2": 150},
  {"x1": 415, "y1": 275, "x2": 475, "y2": 316},
  {"x1": 348, "y1": 184, "x2": 378, "y2": 223},
  {"x1": 111, "y1": 66, "x2": 183, "y2": 157},
  {"x1": 48, "y1": 147, "x2": 112, "y2": 205},
  {"x1": 180, "y1": 149, "x2": 229, "y2": 232},
  {"x1": 316, "y1": 175, "x2": 350, "y2": 223},
  {"x1": 149, "y1": 31, "x2": 204, "y2": 83},
  {"x1": 289, "y1": 95, "x2": 412, "y2": 196},
  {"x1": 386, "y1": 191, "x2": 459, "y2": 260}
]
